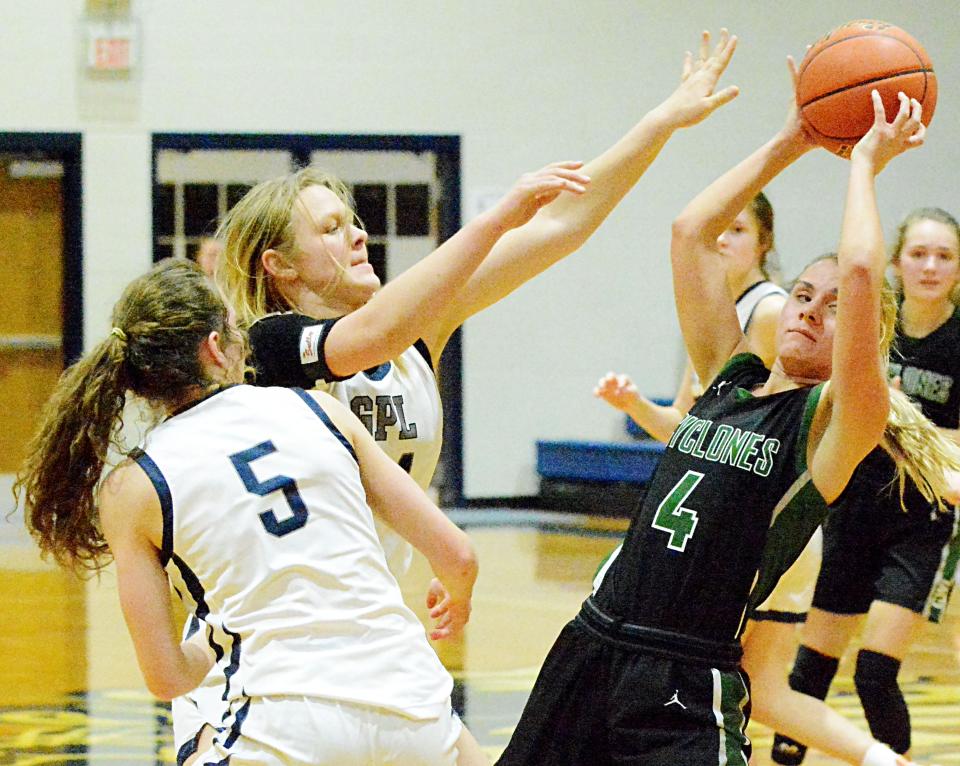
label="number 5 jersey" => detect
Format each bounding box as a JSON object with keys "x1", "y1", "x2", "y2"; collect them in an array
[{"x1": 133, "y1": 385, "x2": 452, "y2": 723}]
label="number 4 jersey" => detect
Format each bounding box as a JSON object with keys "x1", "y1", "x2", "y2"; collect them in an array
[
  {"x1": 593, "y1": 354, "x2": 828, "y2": 644},
  {"x1": 132, "y1": 384, "x2": 452, "y2": 720}
]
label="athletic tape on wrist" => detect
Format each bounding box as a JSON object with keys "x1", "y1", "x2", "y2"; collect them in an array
[{"x1": 861, "y1": 741, "x2": 899, "y2": 766}]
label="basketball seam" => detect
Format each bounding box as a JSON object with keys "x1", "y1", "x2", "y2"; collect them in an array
[
  {"x1": 802, "y1": 68, "x2": 932, "y2": 110},
  {"x1": 800, "y1": 30, "x2": 931, "y2": 116},
  {"x1": 801, "y1": 30, "x2": 929, "y2": 74}
]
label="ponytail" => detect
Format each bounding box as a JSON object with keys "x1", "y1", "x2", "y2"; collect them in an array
[
  {"x1": 14, "y1": 334, "x2": 130, "y2": 571},
  {"x1": 14, "y1": 258, "x2": 240, "y2": 573}
]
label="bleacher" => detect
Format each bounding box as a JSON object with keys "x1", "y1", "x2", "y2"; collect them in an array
[{"x1": 536, "y1": 403, "x2": 668, "y2": 517}]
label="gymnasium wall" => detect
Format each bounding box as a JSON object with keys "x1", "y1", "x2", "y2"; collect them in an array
[{"x1": 2, "y1": 1, "x2": 957, "y2": 497}]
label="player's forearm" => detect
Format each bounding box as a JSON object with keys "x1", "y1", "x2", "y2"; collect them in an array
[
  {"x1": 427, "y1": 527, "x2": 478, "y2": 603},
  {"x1": 624, "y1": 398, "x2": 684, "y2": 444},
  {"x1": 674, "y1": 131, "x2": 807, "y2": 246},
  {"x1": 341, "y1": 208, "x2": 507, "y2": 357},
  {"x1": 752, "y1": 686, "x2": 876, "y2": 765},
  {"x1": 831, "y1": 155, "x2": 888, "y2": 445},
  {"x1": 538, "y1": 108, "x2": 678, "y2": 241}
]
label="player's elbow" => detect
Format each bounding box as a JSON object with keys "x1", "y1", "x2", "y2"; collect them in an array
[
  {"x1": 671, "y1": 215, "x2": 700, "y2": 249},
  {"x1": 142, "y1": 662, "x2": 198, "y2": 702},
  {"x1": 145, "y1": 672, "x2": 186, "y2": 702}
]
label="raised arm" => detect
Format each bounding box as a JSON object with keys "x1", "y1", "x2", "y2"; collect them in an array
[
  {"x1": 98, "y1": 463, "x2": 214, "y2": 701},
  {"x1": 671, "y1": 58, "x2": 815, "y2": 385},
  {"x1": 810, "y1": 92, "x2": 926, "y2": 502},
  {"x1": 594, "y1": 365, "x2": 695, "y2": 443},
  {"x1": 312, "y1": 391, "x2": 478, "y2": 639},
  {"x1": 421, "y1": 29, "x2": 741, "y2": 358},
  {"x1": 325, "y1": 162, "x2": 588, "y2": 376}
]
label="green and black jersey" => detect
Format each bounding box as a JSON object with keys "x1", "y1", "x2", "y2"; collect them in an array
[
  {"x1": 593, "y1": 353, "x2": 828, "y2": 644},
  {"x1": 890, "y1": 307, "x2": 960, "y2": 429}
]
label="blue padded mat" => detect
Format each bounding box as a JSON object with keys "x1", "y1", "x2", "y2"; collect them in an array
[{"x1": 536, "y1": 439, "x2": 665, "y2": 484}]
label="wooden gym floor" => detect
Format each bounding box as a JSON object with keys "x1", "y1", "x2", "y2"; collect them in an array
[{"x1": 1, "y1": 504, "x2": 957, "y2": 765}]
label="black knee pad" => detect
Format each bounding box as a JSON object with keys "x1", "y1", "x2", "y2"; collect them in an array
[
  {"x1": 772, "y1": 645, "x2": 841, "y2": 765},
  {"x1": 853, "y1": 649, "x2": 910, "y2": 755},
  {"x1": 788, "y1": 644, "x2": 840, "y2": 699}
]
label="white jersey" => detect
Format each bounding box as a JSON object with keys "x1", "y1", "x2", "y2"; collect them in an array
[
  {"x1": 313, "y1": 340, "x2": 442, "y2": 492},
  {"x1": 735, "y1": 280, "x2": 788, "y2": 333},
  {"x1": 139, "y1": 385, "x2": 451, "y2": 724},
  {"x1": 308, "y1": 337, "x2": 442, "y2": 575},
  {"x1": 690, "y1": 280, "x2": 787, "y2": 395}
]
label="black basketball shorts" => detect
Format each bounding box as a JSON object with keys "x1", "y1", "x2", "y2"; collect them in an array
[{"x1": 496, "y1": 617, "x2": 752, "y2": 766}]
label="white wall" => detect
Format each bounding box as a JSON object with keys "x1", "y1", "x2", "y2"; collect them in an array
[{"x1": 3, "y1": 0, "x2": 958, "y2": 497}]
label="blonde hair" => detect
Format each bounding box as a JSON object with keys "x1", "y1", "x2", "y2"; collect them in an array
[
  {"x1": 216, "y1": 166, "x2": 355, "y2": 328},
  {"x1": 14, "y1": 259, "x2": 243, "y2": 573},
  {"x1": 883, "y1": 388, "x2": 960, "y2": 513},
  {"x1": 798, "y1": 253, "x2": 960, "y2": 511}
]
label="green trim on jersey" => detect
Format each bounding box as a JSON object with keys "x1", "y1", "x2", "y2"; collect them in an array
[
  {"x1": 924, "y1": 511, "x2": 960, "y2": 623},
  {"x1": 794, "y1": 382, "x2": 826, "y2": 475},
  {"x1": 716, "y1": 352, "x2": 764, "y2": 382},
  {"x1": 748, "y1": 479, "x2": 828, "y2": 613},
  {"x1": 746, "y1": 384, "x2": 828, "y2": 614},
  {"x1": 712, "y1": 668, "x2": 750, "y2": 766}
]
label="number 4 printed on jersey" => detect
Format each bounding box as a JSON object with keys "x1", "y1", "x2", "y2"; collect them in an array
[{"x1": 651, "y1": 470, "x2": 702, "y2": 551}]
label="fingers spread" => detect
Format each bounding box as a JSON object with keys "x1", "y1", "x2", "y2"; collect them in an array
[
  {"x1": 699, "y1": 30, "x2": 710, "y2": 62},
  {"x1": 713, "y1": 30, "x2": 737, "y2": 70}
]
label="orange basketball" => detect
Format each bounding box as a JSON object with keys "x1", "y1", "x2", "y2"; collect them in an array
[{"x1": 796, "y1": 20, "x2": 936, "y2": 158}]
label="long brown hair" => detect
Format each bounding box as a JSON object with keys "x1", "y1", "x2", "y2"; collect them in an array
[
  {"x1": 14, "y1": 259, "x2": 241, "y2": 573},
  {"x1": 747, "y1": 191, "x2": 776, "y2": 281},
  {"x1": 216, "y1": 166, "x2": 355, "y2": 328}
]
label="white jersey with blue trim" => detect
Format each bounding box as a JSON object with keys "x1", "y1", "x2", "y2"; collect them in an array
[
  {"x1": 313, "y1": 342, "x2": 442, "y2": 574},
  {"x1": 136, "y1": 385, "x2": 451, "y2": 721},
  {"x1": 735, "y1": 280, "x2": 787, "y2": 333},
  {"x1": 690, "y1": 280, "x2": 787, "y2": 395},
  {"x1": 313, "y1": 341, "x2": 442, "y2": 492}
]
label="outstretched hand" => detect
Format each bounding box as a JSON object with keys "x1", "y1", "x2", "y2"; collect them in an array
[
  {"x1": 594, "y1": 372, "x2": 640, "y2": 413},
  {"x1": 425, "y1": 577, "x2": 472, "y2": 641},
  {"x1": 658, "y1": 29, "x2": 740, "y2": 128},
  {"x1": 489, "y1": 161, "x2": 590, "y2": 231},
  {"x1": 852, "y1": 91, "x2": 926, "y2": 174}
]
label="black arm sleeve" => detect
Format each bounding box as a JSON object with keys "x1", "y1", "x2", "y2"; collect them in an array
[{"x1": 248, "y1": 313, "x2": 351, "y2": 387}]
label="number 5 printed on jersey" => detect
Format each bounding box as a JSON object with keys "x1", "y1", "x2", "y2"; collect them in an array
[
  {"x1": 652, "y1": 470, "x2": 703, "y2": 551},
  {"x1": 230, "y1": 441, "x2": 308, "y2": 537}
]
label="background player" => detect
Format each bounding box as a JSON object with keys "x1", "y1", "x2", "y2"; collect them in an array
[
  {"x1": 594, "y1": 190, "x2": 785, "y2": 441},
  {"x1": 772, "y1": 207, "x2": 960, "y2": 764}
]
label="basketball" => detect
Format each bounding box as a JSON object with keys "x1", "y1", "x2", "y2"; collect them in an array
[{"x1": 796, "y1": 20, "x2": 937, "y2": 157}]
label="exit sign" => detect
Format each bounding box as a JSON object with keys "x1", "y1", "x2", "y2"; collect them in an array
[{"x1": 85, "y1": 19, "x2": 137, "y2": 72}]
